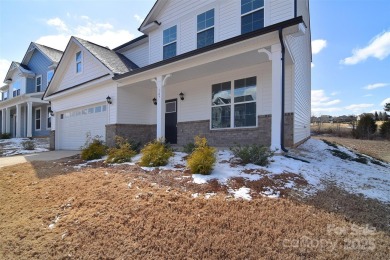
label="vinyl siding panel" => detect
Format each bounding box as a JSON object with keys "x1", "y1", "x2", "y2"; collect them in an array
[
  {"x1": 26, "y1": 78, "x2": 36, "y2": 93},
  {"x1": 269, "y1": 0, "x2": 294, "y2": 25},
  {"x1": 26, "y1": 49, "x2": 52, "y2": 93},
  {"x1": 121, "y1": 43, "x2": 149, "y2": 68},
  {"x1": 32, "y1": 104, "x2": 51, "y2": 136},
  {"x1": 219, "y1": 0, "x2": 240, "y2": 41}
]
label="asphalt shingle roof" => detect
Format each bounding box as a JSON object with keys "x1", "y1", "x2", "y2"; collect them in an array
[{"x1": 34, "y1": 43, "x2": 63, "y2": 63}]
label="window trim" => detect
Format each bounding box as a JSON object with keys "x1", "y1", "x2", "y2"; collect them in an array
[
  {"x1": 47, "y1": 106, "x2": 51, "y2": 130},
  {"x1": 163, "y1": 25, "x2": 178, "y2": 60},
  {"x1": 241, "y1": 0, "x2": 265, "y2": 34},
  {"x1": 76, "y1": 51, "x2": 83, "y2": 74},
  {"x1": 12, "y1": 79, "x2": 21, "y2": 97},
  {"x1": 36, "y1": 75, "x2": 42, "y2": 92},
  {"x1": 210, "y1": 77, "x2": 258, "y2": 130},
  {"x1": 35, "y1": 107, "x2": 41, "y2": 131},
  {"x1": 47, "y1": 70, "x2": 54, "y2": 87},
  {"x1": 197, "y1": 9, "x2": 215, "y2": 49}
]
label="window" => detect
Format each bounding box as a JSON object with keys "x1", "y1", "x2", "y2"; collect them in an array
[
  {"x1": 76, "y1": 51, "x2": 83, "y2": 73},
  {"x1": 12, "y1": 79, "x2": 21, "y2": 97},
  {"x1": 197, "y1": 9, "x2": 214, "y2": 48},
  {"x1": 2, "y1": 91, "x2": 8, "y2": 100},
  {"x1": 35, "y1": 108, "x2": 41, "y2": 130},
  {"x1": 211, "y1": 77, "x2": 257, "y2": 129},
  {"x1": 163, "y1": 26, "x2": 177, "y2": 60},
  {"x1": 47, "y1": 107, "x2": 51, "y2": 129},
  {"x1": 166, "y1": 101, "x2": 176, "y2": 113},
  {"x1": 241, "y1": 0, "x2": 264, "y2": 34},
  {"x1": 36, "y1": 75, "x2": 42, "y2": 92},
  {"x1": 47, "y1": 70, "x2": 54, "y2": 86}
]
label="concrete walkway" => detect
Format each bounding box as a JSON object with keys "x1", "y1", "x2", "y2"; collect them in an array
[{"x1": 0, "y1": 150, "x2": 79, "y2": 168}]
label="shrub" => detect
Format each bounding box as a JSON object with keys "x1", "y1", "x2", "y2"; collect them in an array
[
  {"x1": 80, "y1": 133, "x2": 107, "y2": 161},
  {"x1": 182, "y1": 142, "x2": 196, "y2": 154},
  {"x1": 1, "y1": 133, "x2": 11, "y2": 139},
  {"x1": 139, "y1": 139, "x2": 173, "y2": 167},
  {"x1": 187, "y1": 136, "x2": 216, "y2": 175},
  {"x1": 106, "y1": 136, "x2": 137, "y2": 164},
  {"x1": 230, "y1": 143, "x2": 274, "y2": 166},
  {"x1": 22, "y1": 140, "x2": 35, "y2": 150},
  {"x1": 379, "y1": 121, "x2": 390, "y2": 140},
  {"x1": 353, "y1": 114, "x2": 377, "y2": 139}
]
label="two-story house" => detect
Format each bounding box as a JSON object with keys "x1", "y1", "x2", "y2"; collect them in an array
[
  {"x1": 43, "y1": 0, "x2": 311, "y2": 151},
  {"x1": 0, "y1": 43, "x2": 62, "y2": 139}
]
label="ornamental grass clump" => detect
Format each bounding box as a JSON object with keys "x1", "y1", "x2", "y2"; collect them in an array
[
  {"x1": 139, "y1": 139, "x2": 173, "y2": 167},
  {"x1": 187, "y1": 136, "x2": 216, "y2": 175},
  {"x1": 106, "y1": 136, "x2": 137, "y2": 164},
  {"x1": 80, "y1": 133, "x2": 107, "y2": 161},
  {"x1": 230, "y1": 143, "x2": 274, "y2": 166}
]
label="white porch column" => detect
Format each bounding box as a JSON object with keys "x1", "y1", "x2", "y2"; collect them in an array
[
  {"x1": 152, "y1": 74, "x2": 171, "y2": 140},
  {"x1": 16, "y1": 104, "x2": 22, "y2": 137},
  {"x1": 270, "y1": 43, "x2": 282, "y2": 151},
  {"x1": 27, "y1": 102, "x2": 33, "y2": 137},
  {"x1": 5, "y1": 107, "x2": 11, "y2": 134},
  {"x1": 1, "y1": 109, "x2": 6, "y2": 133}
]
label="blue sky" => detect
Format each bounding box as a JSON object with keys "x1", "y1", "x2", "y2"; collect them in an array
[{"x1": 0, "y1": 0, "x2": 389, "y2": 116}]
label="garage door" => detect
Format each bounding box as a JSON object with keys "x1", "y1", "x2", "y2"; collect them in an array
[{"x1": 57, "y1": 103, "x2": 107, "y2": 150}]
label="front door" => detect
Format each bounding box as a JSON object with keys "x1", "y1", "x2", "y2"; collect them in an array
[{"x1": 165, "y1": 99, "x2": 177, "y2": 144}]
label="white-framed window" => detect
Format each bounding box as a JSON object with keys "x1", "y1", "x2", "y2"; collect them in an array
[
  {"x1": 211, "y1": 76, "x2": 257, "y2": 129},
  {"x1": 2, "y1": 91, "x2": 8, "y2": 100},
  {"x1": 241, "y1": 0, "x2": 264, "y2": 34},
  {"x1": 47, "y1": 70, "x2": 54, "y2": 86},
  {"x1": 35, "y1": 107, "x2": 41, "y2": 131},
  {"x1": 163, "y1": 26, "x2": 177, "y2": 60},
  {"x1": 47, "y1": 106, "x2": 51, "y2": 129},
  {"x1": 12, "y1": 79, "x2": 21, "y2": 97},
  {"x1": 197, "y1": 9, "x2": 215, "y2": 49},
  {"x1": 166, "y1": 101, "x2": 177, "y2": 113},
  {"x1": 36, "y1": 75, "x2": 42, "y2": 92},
  {"x1": 76, "y1": 51, "x2": 83, "y2": 73}
]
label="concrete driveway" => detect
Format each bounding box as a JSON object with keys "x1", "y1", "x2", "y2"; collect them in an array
[{"x1": 0, "y1": 150, "x2": 79, "y2": 168}]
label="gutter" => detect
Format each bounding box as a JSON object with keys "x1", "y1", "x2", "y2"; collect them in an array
[{"x1": 278, "y1": 28, "x2": 288, "y2": 153}]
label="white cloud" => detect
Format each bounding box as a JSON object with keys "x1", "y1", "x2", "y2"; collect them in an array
[
  {"x1": 331, "y1": 91, "x2": 340, "y2": 96},
  {"x1": 311, "y1": 90, "x2": 342, "y2": 114},
  {"x1": 36, "y1": 16, "x2": 135, "y2": 50},
  {"x1": 344, "y1": 104, "x2": 374, "y2": 114},
  {"x1": 340, "y1": 31, "x2": 390, "y2": 65},
  {"x1": 311, "y1": 63, "x2": 315, "y2": 68},
  {"x1": 47, "y1": 17, "x2": 69, "y2": 32},
  {"x1": 363, "y1": 83, "x2": 389, "y2": 90},
  {"x1": 380, "y1": 97, "x2": 390, "y2": 106},
  {"x1": 0, "y1": 59, "x2": 11, "y2": 83},
  {"x1": 311, "y1": 39, "x2": 327, "y2": 55},
  {"x1": 134, "y1": 14, "x2": 144, "y2": 23},
  {"x1": 364, "y1": 94, "x2": 373, "y2": 97}
]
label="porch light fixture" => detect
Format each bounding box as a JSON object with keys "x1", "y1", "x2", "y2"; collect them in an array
[
  {"x1": 179, "y1": 92, "x2": 184, "y2": 101},
  {"x1": 153, "y1": 97, "x2": 157, "y2": 105},
  {"x1": 106, "y1": 95, "x2": 112, "y2": 104},
  {"x1": 49, "y1": 107, "x2": 54, "y2": 116}
]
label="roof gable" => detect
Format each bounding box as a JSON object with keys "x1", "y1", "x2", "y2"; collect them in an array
[
  {"x1": 21, "y1": 42, "x2": 63, "y2": 66},
  {"x1": 139, "y1": 0, "x2": 168, "y2": 32},
  {"x1": 3, "y1": 61, "x2": 35, "y2": 83}
]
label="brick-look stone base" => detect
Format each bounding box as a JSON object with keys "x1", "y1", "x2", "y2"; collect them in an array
[
  {"x1": 105, "y1": 124, "x2": 156, "y2": 147},
  {"x1": 177, "y1": 113, "x2": 294, "y2": 147},
  {"x1": 49, "y1": 131, "x2": 55, "y2": 151}
]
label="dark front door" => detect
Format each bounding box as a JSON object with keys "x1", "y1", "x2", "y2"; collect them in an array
[{"x1": 165, "y1": 99, "x2": 177, "y2": 144}]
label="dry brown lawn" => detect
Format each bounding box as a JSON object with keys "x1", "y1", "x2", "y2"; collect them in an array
[{"x1": 1, "y1": 160, "x2": 389, "y2": 259}]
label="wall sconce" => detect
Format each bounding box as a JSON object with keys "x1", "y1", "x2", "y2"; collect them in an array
[
  {"x1": 153, "y1": 97, "x2": 157, "y2": 105},
  {"x1": 49, "y1": 107, "x2": 54, "y2": 116},
  {"x1": 179, "y1": 92, "x2": 184, "y2": 101},
  {"x1": 106, "y1": 95, "x2": 112, "y2": 104}
]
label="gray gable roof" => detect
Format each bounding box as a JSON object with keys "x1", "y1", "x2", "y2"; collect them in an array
[
  {"x1": 34, "y1": 43, "x2": 63, "y2": 63},
  {"x1": 74, "y1": 37, "x2": 139, "y2": 74}
]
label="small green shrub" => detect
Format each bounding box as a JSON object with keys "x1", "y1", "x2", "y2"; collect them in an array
[
  {"x1": 187, "y1": 136, "x2": 216, "y2": 175},
  {"x1": 379, "y1": 121, "x2": 390, "y2": 140},
  {"x1": 80, "y1": 133, "x2": 107, "y2": 161},
  {"x1": 22, "y1": 140, "x2": 35, "y2": 150},
  {"x1": 230, "y1": 143, "x2": 274, "y2": 166},
  {"x1": 1, "y1": 133, "x2": 11, "y2": 139},
  {"x1": 106, "y1": 136, "x2": 137, "y2": 164},
  {"x1": 139, "y1": 139, "x2": 173, "y2": 167},
  {"x1": 182, "y1": 142, "x2": 196, "y2": 154}
]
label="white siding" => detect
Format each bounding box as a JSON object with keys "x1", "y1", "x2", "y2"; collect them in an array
[
  {"x1": 54, "y1": 44, "x2": 108, "y2": 93},
  {"x1": 121, "y1": 43, "x2": 149, "y2": 68},
  {"x1": 219, "y1": 0, "x2": 240, "y2": 41},
  {"x1": 269, "y1": 0, "x2": 294, "y2": 25}
]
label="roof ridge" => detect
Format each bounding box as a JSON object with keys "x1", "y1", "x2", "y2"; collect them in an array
[
  {"x1": 34, "y1": 42, "x2": 63, "y2": 53},
  {"x1": 73, "y1": 36, "x2": 112, "y2": 51}
]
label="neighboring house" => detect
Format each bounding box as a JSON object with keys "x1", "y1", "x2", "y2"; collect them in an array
[
  {"x1": 43, "y1": 0, "x2": 311, "y2": 151},
  {"x1": 0, "y1": 43, "x2": 63, "y2": 140}
]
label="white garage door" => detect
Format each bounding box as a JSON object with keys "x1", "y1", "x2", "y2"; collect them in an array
[{"x1": 57, "y1": 103, "x2": 107, "y2": 150}]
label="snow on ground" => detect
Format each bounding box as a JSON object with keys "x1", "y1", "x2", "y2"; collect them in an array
[{"x1": 0, "y1": 138, "x2": 49, "y2": 156}]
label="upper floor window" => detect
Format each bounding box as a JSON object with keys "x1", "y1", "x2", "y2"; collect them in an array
[
  {"x1": 47, "y1": 70, "x2": 54, "y2": 86},
  {"x1": 12, "y1": 79, "x2": 21, "y2": 97},
  {"x1": 197, "y1": 9, "x2": 215, "y2": 49},
  {"x1": 241, "y1": 0, "x2": 264, "y2": 34},
  {"x1": 163, "y1": 26, "x2": 177, "y2": 60},
  {"x1": 1, "y1": 91, "x2": 8, "y2": 101},
  {"x1": 36, "y1": 75, "x2": 42, "y2": 92},
  {"x1": 76, "y1": 51, "x2": 83, "y2": 73}
]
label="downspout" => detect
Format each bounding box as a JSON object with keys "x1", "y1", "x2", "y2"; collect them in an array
[{"x1": 278, "y1": 28, "x2": 288, "y2": 153}]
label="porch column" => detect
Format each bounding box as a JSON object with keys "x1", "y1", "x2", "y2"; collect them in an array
[
  {"x1": 152, "y1": 74, "x2": 171, "y2": 140},
  {"x1": 1, "y1": 109, "x2": 6, "y2": 133},
  {"x1": 5, "y1": 107, "x2": 11, "y2": 134},
  {"x1": 270, "y1": 43, "x2": 282, "y2": 151},
  {"x1": 16, "y1": 104, "x2": 22, "y2": 137},
  {"x1": 27, "y1": 102, "x2": 33, "y2": 137}
]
